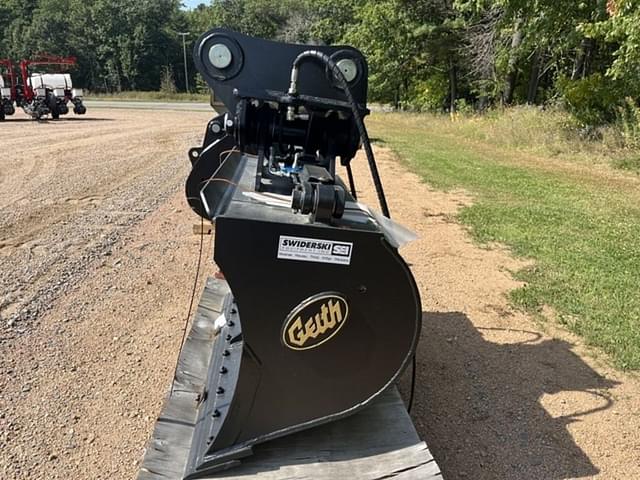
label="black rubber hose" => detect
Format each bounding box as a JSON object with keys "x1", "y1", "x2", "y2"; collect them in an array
[
  {"x1": 345, "y1": 163, "x2": 357, "y2": 200},
  {"x1": 408, "y1": 355, "x2": 417, "y2": 413},
  {"x1": 289, "y1": 50, "x2": 390, "y2": 217}
]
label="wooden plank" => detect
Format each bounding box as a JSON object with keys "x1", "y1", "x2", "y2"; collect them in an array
[
  {"x1": 206, "y1": 387, "x2": 441, "y2": 480},
  {"x1": 139, "y1": 277, "x2": 442, "y2": 480}
]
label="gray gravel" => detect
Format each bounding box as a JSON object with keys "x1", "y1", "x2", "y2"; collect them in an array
[{"x1": 0, "y1": 108, "x2": 211, "y2": 335}]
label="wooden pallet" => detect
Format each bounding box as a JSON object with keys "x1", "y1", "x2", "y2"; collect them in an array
[
  {"x1": 212, "y1": 386, "x2": 441, "y2": 480},
  {"x1": 139, "y1": 277, "x2": 442, "y2": 480}
]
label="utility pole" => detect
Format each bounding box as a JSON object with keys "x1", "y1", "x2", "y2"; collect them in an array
[{"x1": 178, "y1": 32, "x2": 190, "y2": 93}]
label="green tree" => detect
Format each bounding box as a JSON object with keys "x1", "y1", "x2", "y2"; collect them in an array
[
  {"x1": 343, "y1": 0, "x2": 423, "y2": 107},
  {"x1": 585, "y1": 0, "x2": 640, "y2": 95},
  {"x1": 0, "y1": 0, "x2": 637, "y2": 123}
]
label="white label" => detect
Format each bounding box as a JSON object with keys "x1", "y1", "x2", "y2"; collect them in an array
[{"x1": 278, "y1": 235, "x2": 353, "y2": 265}]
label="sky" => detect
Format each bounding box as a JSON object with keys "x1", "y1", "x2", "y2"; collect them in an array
[{"x1": 182, "y1": 0, "x2": 206, "y2": 9}]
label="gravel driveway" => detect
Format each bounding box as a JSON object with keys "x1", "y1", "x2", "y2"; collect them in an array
[{"x1": 1, "y1": 108, "x2": 638, "y2": 479}]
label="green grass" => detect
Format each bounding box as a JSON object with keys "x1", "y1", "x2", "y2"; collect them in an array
[
  {"x1": 367, "y1": 110, "x2": 640, "y2": 369},
  {"x1": 86, "y1": 91, "x2": 210, "y2": 103}
]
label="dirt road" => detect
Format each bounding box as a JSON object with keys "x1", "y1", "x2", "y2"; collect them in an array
[
  {"x1": 0, "y1": 108, "x2": 214, "y2": 479},
  {"x1": 1, "y1": 109, "x2": 639, "y2": 479}
]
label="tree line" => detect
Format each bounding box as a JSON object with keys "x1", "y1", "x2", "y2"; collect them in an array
[
  {"x1": 0, "y1": 0, "x2": 188, "y2": 92},
  {"x1": 1, "y1": 0, "x2": 639, "y2": 126}
]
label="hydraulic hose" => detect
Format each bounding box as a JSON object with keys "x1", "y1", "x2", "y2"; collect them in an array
[
  {"x1": 287, "y1": 50, "x2": 390, "y2": 217},
  {"x1": 345, "y1": 163, "x2": 357, "y2": 200}
]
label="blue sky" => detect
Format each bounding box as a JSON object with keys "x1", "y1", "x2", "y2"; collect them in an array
[{"x1": 182, "y1": 0, "x2": 206, "y2": 9}]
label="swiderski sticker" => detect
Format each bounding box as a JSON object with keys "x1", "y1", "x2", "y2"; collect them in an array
[{"x1": 277, "y1": 235, "x2": 353, "y2": 265}]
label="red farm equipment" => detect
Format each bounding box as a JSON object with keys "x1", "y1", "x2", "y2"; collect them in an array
[
  {"x1": 17, "y1": 55, "x2": 86, "y2": 120},
  {"x1": 0, "y1": 58, "x2": 17, "y2": 121}
]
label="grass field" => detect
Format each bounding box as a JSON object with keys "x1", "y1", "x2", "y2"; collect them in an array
[
  {"x1": 86, "y1": 91, "x2": 210, "y2": 103},
  {"x1": 367, "y1": 109, "x2": 640, "y2": 369}
]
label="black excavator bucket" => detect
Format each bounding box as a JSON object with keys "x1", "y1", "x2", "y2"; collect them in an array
[{"x1": 139, "y1": 29, "x2": 421, "y2": 479}]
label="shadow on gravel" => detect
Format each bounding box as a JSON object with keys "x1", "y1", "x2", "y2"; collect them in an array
[
  {"x1": 403, "y1": 311, "x2": 618, "y2": 480},
  {"x1": 2, "y1": 117, "x2": 115, "y2": 123},
  {"x1": 56, "y1": 117, "x2": 115, "y2": 122}
]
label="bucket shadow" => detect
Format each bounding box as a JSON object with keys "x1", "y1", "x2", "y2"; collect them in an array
[{"x1": 400, "y1": 312, "x2": 618, "y2": 479}]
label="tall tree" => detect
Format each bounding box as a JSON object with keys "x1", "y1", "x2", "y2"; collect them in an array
[
  {"x1": 585, "y1": 0, "x2": 640, "y2": 95},
  {"x1": 343, "y1": 0, "x2": 423, "y2": 107}
]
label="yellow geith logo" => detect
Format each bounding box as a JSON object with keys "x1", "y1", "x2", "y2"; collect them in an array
[{"x1": 282, "y1": 294, "x2": 349, "y2": 350}]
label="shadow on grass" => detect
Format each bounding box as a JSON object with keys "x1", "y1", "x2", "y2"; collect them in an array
[{"x1": 399, "y1": 311, "x2": 617, "y2": 480}]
